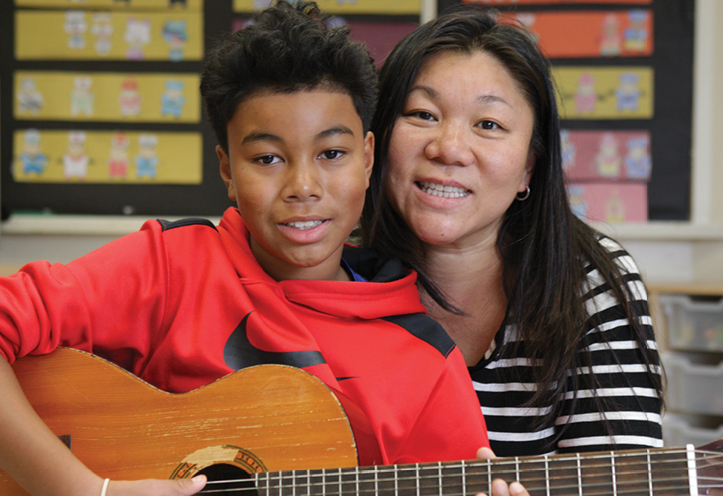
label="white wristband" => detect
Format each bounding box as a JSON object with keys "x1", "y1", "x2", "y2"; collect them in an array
[{"x1": 100, "y1": 478, "x2": 110, "y2": 496}]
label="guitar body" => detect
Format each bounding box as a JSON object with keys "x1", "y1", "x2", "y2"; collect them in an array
[
  {"x1": 3, "y1": 348, "x2": 723, "y2": 496},
  {"x1": 0, "y1": 347, "x2": 364, "y2": 495}
]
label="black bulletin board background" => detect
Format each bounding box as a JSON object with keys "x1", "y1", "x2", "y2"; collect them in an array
[
  {"x1": 438, "y1": 0, "x2": 694, "y2": 221},
  {"x1": 1, "y1": 1, "x2": 694, "y2": 220},
  {"x1": 0, "y1": 2, "x2": 237, "y2": 218}
]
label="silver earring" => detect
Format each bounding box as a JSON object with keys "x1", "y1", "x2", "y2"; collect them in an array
[{"x1": 516, "y1": 186, "x2": 530, "y2": 201}]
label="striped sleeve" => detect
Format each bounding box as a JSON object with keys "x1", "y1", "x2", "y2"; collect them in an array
[{"x1": 469, "y1": 239, "x2": 663, "y2": 457}]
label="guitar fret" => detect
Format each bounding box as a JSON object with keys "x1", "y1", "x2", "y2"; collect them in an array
[
  {"x1": 645, "y1": 449, "x2": 653, "y2": 496},
  {"x1": 515, "y1": 457, "x2": 520, "y2": 483},
  {"x1": 487, "y1": 458, "x2": 492, "y2": 496},
  {"x1": 357, "y1": 461, "x2": 376, "y2": 496},
  {"x1": 374, "y1": 465, "x2": 379, "y2": 496},
  {"x1": 394, "y1": 464, "x2": 399, "y2": 496},
  {"x1": 544, "y1": 455, "x2": 550, "y2": 496},
  {"x1": 611, "y1": 452, "x2": 617, "y2": 496},
  {"x1": 416, "y1": 464, "x2": 420, "y2": 496},
  {"x1": 438, "y1": 462, "x2": 443, "y2": 496},
  {"x1": 687, "y1": 444, "x2": 698, "y2": 496},
  {"x1": 461, "y1": 460, "x2": 467, "y2": 496},
  {"x1": 576, "y1": 452, "x2": 583, "y2": 496}
]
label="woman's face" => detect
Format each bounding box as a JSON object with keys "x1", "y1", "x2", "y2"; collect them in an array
[{"x1": 385, "y1": 49, "x2": 535, "y2": 249}]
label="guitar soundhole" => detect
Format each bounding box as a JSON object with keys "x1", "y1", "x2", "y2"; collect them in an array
[{"x1": 197, "y1": 464, "x2": 258, "y2": 496}]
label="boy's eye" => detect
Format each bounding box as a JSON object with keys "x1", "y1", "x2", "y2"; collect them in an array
[
  {"x1": 319, "y1": 149, "x2": 345, "y2": 160},
  {"x1": 255, "y1": 154, "x2": 281, "y2": 165}
]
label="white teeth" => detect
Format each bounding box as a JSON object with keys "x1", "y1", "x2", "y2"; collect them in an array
[
  {"x1": 285, "y1": 220, "x2": 324, "y2": 230},
  {"x1": 418, "y1": 181, "x2": 470, "y2": 198}
]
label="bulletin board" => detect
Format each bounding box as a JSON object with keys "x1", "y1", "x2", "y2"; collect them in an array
[
  {"x1": 0, "y1": 0, "x2": 420, "y2": 217},
  {"x1": 439, "y1": 0, "x2": 693, "y2": 222}
]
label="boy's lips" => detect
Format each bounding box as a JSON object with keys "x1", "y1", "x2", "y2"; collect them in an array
[
  {"x1": 277, "y1": 218, "x2": 331, "y2": 243},
  {"x1": 282, "y1": 220, "x2": 325, "y2": 230}
]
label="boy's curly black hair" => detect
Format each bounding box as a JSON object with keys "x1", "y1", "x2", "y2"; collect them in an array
[{"x1": 200, "y1": 0, "x2": 378, "y2": 153}]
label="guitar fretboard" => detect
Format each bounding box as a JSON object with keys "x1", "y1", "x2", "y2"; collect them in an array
[{"x1": 246, "y1": 445, "x2": 723, "y2": 496}]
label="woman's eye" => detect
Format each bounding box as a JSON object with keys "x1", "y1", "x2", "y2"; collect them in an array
[
  {"x1": 320, "y1": 150, "x2": 344, "y2": 160},
  {"x1": 256, "y1": 155, "x2": 281, "y2": 165},
  {"x1": 413, "y1": 111, "x2": 435, "y2": 121},
  {"x1": 478, "y1": 120, "x2": 500, "y2": 130}
]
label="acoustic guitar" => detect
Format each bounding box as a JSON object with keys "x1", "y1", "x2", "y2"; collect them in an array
[{"x1": 1, "y1": 347, "x2": 721, "y2": 496}]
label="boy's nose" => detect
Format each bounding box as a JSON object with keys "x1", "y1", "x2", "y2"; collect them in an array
[
  {"x1": 425, "y1": 122, "x2": 475, "y2": 167},
  {"x1": 283, "y1": 161, "x2": 323, "y2": 201}
]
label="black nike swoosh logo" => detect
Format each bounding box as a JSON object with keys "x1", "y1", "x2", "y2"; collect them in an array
[{"x1": 223, "y1": 312, "x2": 326, "y2": 371}]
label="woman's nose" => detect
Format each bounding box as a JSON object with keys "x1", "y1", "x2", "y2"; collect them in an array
[{"x1": 425, "y1": 122, "x2": 475, "y2": 167}]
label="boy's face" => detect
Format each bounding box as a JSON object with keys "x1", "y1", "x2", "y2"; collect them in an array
[{"x1": 218, "y1": 89, "x2": 374, "y2": 282}]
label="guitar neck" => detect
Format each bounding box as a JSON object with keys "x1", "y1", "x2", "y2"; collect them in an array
[{"x1": 252, "y1": 443, "x2": 723, "y2": 496}]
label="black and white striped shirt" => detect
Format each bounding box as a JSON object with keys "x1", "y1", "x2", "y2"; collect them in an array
[{"x1": 469, "y1": 238, "x2": 663, "y2": 457}]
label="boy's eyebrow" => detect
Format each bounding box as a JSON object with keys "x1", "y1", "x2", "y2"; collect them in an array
[
  {"x1": 242, "y1": 126, "x2": 355, "y2": 145},
  {"x1": 242, "y1": 131, "x2": 282, "y2": 145},
  {"x1": 317, "y1": 125, "x2": 355, "y2": 140}
]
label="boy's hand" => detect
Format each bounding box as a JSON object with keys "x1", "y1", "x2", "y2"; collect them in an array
[
  {"x1": 102, "y1": 475, "x2": 206, "y2": 496},
  {"x1": 475, "y1": 447, "x2": 530, "y2": 496}
]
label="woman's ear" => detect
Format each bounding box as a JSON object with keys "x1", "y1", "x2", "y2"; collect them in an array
[{"x1": 521, "y1": 151, "x2": 535, "y2": 190}]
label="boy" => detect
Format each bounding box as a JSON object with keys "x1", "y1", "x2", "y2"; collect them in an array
[{"x1": 0, "y1": 2, "x2": 488, "y2": 496}]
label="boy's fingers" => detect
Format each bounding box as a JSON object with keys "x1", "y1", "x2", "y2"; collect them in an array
[
  {"x1": 173, "y1": 475, "x2": 207, "y2": 495},
  {"x1": 476, "y1": 446, "x2": 497, "y2": 460},
  {"x1": 509, "y1": 481, "x2": 528, "y2": 496},
  {"x1": 491, "y1": 479, "x2": 510, "y2": 496},
  {"x1": 477, "y1": 479, "x2": 528, "y2": 496},
  {"x1": 107, "y1": 474, "x2": 207, "y2": 496}
]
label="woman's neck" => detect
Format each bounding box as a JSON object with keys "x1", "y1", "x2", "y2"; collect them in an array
[{"x1": 421, "y1": 239, "x2": 509, "y2": 366}]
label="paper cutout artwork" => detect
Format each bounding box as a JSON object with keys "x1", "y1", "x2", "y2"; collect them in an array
[
  {"x1": 16, "y1": 10, "x2": 203, "y2": 61},
  {"x1": 567, "y1": 182, "x2": 647, "y2": 223},
  {"x1": 18, "y1": 129, "x2": 49, "y2": 176},
  {"x1": 501, "y1": 9, "x2": 653, "y2": 58},
  {"x1": 14, "y1": 71, "x2": 201, "y2": 123},
  {"x1": 13, "y1": 129, "x2": 203, "y2": 184},
  {"x1": 554, "y1": 67, "x2": 653, "y2": 119},
  {"x1": 562, "y1": 130, "x2": 651, "y2": 181}
]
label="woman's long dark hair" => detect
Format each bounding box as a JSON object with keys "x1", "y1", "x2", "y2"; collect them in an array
[{"x1": 361, "y1": 9, "x2": 663, "y2": 435}]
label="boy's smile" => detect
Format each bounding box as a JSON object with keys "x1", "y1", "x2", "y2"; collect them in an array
[{"x1": 218, "y1": 88, "x2": 374, "y2": 282}]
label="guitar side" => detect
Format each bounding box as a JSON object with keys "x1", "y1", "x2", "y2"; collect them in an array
[{"x1": 0, "y1": 347, "x2": 362, "y2": 496}]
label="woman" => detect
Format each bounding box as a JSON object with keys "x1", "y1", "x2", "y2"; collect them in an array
[{"x1": 361, "y1": 8, "x2": 663, "y2": 457}]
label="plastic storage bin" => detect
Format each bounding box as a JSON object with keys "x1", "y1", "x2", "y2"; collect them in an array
[
  {"x1": 662, "y1": 413, "x2": 723, "y2": 448},
  {"x1": 658, "y1": 294, "x2": 723, "y2": 352},
  {"x1": 663, "y1": 352, "x2": 723, "y2": 416}
]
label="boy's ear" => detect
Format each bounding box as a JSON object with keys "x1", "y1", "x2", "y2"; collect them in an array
[
  {"x1": 363, "y1": 131, "x2": 374, "y2": 187},
  {"x1": 217, "y1": 145, "x2": 237, "y2": 202}
]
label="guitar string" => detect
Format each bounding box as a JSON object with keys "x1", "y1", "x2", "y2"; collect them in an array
[
  {"x1": 200, "y1": 450, "x2": 723, "y2": 484},
  {"x1": 196, "y1": 453, "x2": 723, "y2": 495},
  {"x1": 198, "y1": 475, "x2": 723, "y2": 496},
  {"x1": 198, "y1": 477, "x2": 723, "y2": 496},
  {"x1": 200, "y1": 455, "x2": 723, "y2": 484}
]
